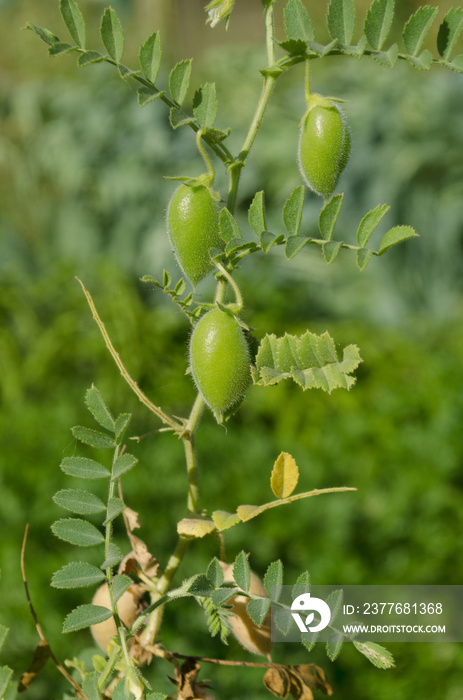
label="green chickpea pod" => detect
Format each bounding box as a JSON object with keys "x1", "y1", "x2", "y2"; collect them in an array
[
  {"x1": 298, "y1": 94, "x2": 351, "y2": 199},
  {"x1": 189, "y1": 307, "x2": 251, "y2": 422}
]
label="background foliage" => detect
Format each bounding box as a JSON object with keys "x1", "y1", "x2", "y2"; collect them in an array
[{"x1": 1, "y1": 0, "x2": 463, "y2": 698}]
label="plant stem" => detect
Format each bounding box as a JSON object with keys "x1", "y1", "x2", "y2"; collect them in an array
[{"x1": 196, "y1": 129, "x2": 216, "y2": 183}]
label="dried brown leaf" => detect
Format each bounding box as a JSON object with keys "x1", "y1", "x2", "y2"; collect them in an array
[
  {"x1": 18, "y1": 640, "x2": 51, "y2": 692},
  {"x1": 263, "y1": 666, "x2": 291, "y2": 697}
]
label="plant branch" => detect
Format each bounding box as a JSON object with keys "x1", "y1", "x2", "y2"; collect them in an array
[
  {"x1": 20, "y1": 525, "x2": 88, "y2": 700},
  {"x1": 76, "y1": 277, "x2": 181, "y2": 431}
]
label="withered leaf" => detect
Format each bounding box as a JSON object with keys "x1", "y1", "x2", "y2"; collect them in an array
[
  {"x1": 290, "y1": 665, "x2": 333, "y2": 696},
  {"x1": 263, "y1": 666, "x2": 291, "y2": 697},
  {"x1": 18, "y1": 640, "x2": 51, "y2": 692}
]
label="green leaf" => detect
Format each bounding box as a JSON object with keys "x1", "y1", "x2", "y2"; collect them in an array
[
  {"x1": 437, "y1": 8, "x2": 463, "y2": 60},
  {"x1": 51, "y1": 518, "x2": 104, "y2": 547},
  {"x1": 0, "y1": 666, "x2": 13, "y2": 697},
  {"x1": 307, "y1": 38, "x2": 339, "y2": 56},
  {"x1": 112, "y1": 678, "x2": 135, "y2": 700},
  {"x1": 248, "y1": 191, "x2": 266, "y2": 237},
  {"x1": 0, "y1": 625, "x2": 8, "y2": 653},
  {"x1": 53, "y1": 489, "x2": 106, "y2": 515},
  {"x1": 447, "y1": 54, "x2": 463, "y2": 71},
  {"x1": 85, "y1": 386, "x2": 115, "y2": 432},
  {"x1": 356, "y1": 203, "x2": 390, "y2": 247},
  {"x1": 146, "y1": 695, "x2": 168, "y2": 700},
  {"x1": 246, "y1": 597, "x2": 271, "y2": 627},
  {"x1": 403, "y1": 6, "x2": 438, "y2": 56},
  {"x1": 114, "y1": 413, "x2": 131, "y2": 442},
  {"x1": 139, "y1": 31, "x2": 161, "y2": 82},
  {"x1": 187, "y1": 574, "x2": 214, "y2": 597},
  {"x1": 279, "y1": 38, "x2": 308, "y2": 54},
  {"x1": 271, "y1": 453, "x2": 299, "y2": 499},
  {"x1": 283, "y1": 186, "x2": 305, "y2": 237},
  {"x1": 77, "y1": 50, "x2": 104, "y2": 66},
  {"x1": 327, "y1": 0, "x2": 356, "y2": 44},
  {"x1": 71, "y1": 426, "x2": 115, "y2": 449},
  {"x1": 260, "y1": 231, "x2": 283, "y2": 253},
  {"x1": 378, "y1": 225, "x2": 418, "y2": 254},
  {"x1": 322, "y1": 240, "x2": 342, "y2": 263},
  {"x1": 169, "y1": 59, "x2": 192, "y2": 106},
  {"x1": 82, "y1": 672, "x2": 101, "y2": 700},
  {"x1": 169, "y1": 107, "x2": 196, "y2": 129},
  {"x1": 26, "y1": 23, "x2": 60, "y2": 46},
  {"x1": 60, "y1": 0, "x2": 86, "y2": 48},
  {"x1": 301, "y1": 629, "x2": 319, "y2": 651},
  {"x1": 373, "y1": 42, "x2": 398, "y2": 66},
  {"x1": 326, "y1": 631, "x2": 344, "y2": 660},
  {"x1": 138, "y1": 87, "x2": 165, "y2": 107},
  {"x1": 60, "y1": 456, "x2": 110, "y2": 480},
  {"x1": 319, "y1": 194, "x2": 343, "y2": 241},
  {"x1": 100, "y1": 7, "x2": 124, "y2": 62},
  {"x1": 63, "y1": 604, "x2": 112, "y2": 633},
  {"x1": 104, "y1": 497, "x2": 125, "y2": 524},
  {"x1": 263, "y1": 560, "x2": 284, "y2": 600},
  {"x1": 48, "y1": 42, "x2": 76, "y2": 56},
  {"x1": 206, "y1": 558, "x2": 224, "y2": 588},
  {"x1": 219, "y1": 208, "x2": 242, "y2": 244},
  {"x1": 101, "y1": 542, "x2": 123, "y2": 569},
  {"x1": 193, "y1": 83, "x2": 217, "y2": 129},
  {"x1": 284, "y1": 0, "x2": 314, "y2": 42},
  {"x1": 111, "y1": 574, "x2": 133, "y2": 604},
  {"x1": 211, "y1": 588, "x2": 237, "y2": 606},
  {"x1": 285, "y1": 235, "x2": 309, "y2": 259},
  {"x1": 326, "y1": 588, "x2": 343, "y2": 624},
  {"x1": 112, "y1": 453, "x2": 138, "y2": 478},
  {"x1": 339, "y1": 36, "x2": 367, "y2": 55},
  {"x1": 406, "y1": 49, "x2": 433, "y2": 69},
  {"x1": 353, "y1": 641, "x2": 395, "y2": 669},
  {"x1": 274, "y1": 607, "x2": 293, "y2": 636},
  {"x1": 292, "y1": 571, "x2": 310, "y2": 599},
  {"x1": 356, "y1": 248, "x2": 373, "y2": 271},
  {"x1": 233, "y1": 551, "x2": 251, "y2": 592},
  {"x1": 253, "y1": 331, "x2": 362, "y2": 393},
  {"x1": 364, "y1": 0, "x2": 394, "y2": 50},
  {"x1": 51, "y1": 561, "x2": 105, "y2": 589}
]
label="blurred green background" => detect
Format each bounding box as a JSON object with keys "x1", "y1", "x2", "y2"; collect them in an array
[{"x1": 1, "y1": 0, "x2": 463, "y2": 698}]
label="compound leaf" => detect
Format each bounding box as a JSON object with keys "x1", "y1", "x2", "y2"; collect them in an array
[
  {"x1": 60, "y1": 0, "x2": 86, "y2": 48},
  {"x1": 51, "y1": 562, "x2": 105, "y2": 589},
  {"x1": 364, "y1": 0, "x2": 394, "y2": 50},
  {"x1": 63, "y1": 604, "x2": 112, "y2": 633},
  {"x1": 327, "y1": 0, "x2": 356, "y2": 45},
  {"x1": 271, "y1": 452, "x2": 299, "y2": 499},
  {"x1": 169, "y1": 59, "x2": 192, "y2": 106},
  {"x1": 253, "y1": 331, "x2": 362, "y2": 393},
  {"x1": 139, "y1": 31, "x2": 161, "y2": 83},
  {"x1": 403, "y1": 6, "x2": 438, "y2": 56},
  {"x1": 284, "y1": 0, "x2": 314, "y2": 42},
  {"x1": 193, "y1": 83, "x2": 217, "y2": 128},
  {"x1": 437, "y1": 8, "x2": 463, "y2": 60},
  {"x1": 100, "y1": 7, "x2": 124, "y2": 62}
]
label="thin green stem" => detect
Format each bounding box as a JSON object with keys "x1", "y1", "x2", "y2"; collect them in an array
[
  {"x1": 214, "y1": 261, "x2": 243, "y2": 313},
  {"x1": 196, "y1": 129, "x2": 216, "y2": 183},
  {"x1": 304, "y1": 58, "x2": 311, "y2": 103}
]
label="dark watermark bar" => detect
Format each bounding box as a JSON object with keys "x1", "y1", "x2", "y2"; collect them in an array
[{"x1": 271, "y1": 586, "x2": 463, "y2": 643}]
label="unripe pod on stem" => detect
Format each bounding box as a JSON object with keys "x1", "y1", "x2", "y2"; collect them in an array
[
  {"x1": 298, "y1": 94, "x2": 351, "y2": 199},
  {"x1": 167, "y1": 183, "x2": 222, "y2": 287},
  {"x1": 189, "y1": 307, "x2": 251, "y2": 422}
]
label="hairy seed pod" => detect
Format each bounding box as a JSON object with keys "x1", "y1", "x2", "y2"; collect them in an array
[
  {"x1": 189, "y1": 308, "x2": 251, "y2": 421},
  {"x1": 167, "y1": 183, "x2": 222, "y2": 287},
  {"x1": 90, "y1": 583, "x2": 141, "y2": 652},
  {"x1": 298, "y1": 94, "x2": 351, "y2": 198},
  {"x1": 219, "y1": 561, "x2": 272, "y2": 657}
]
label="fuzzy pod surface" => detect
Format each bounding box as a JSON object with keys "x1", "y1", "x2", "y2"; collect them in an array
[
  {"x1": 189, "y1": 308, "x2": 251, "y2": 421},
  {"x1": 298, "y1": 94, "x2": 351, "y2": 198},
  {"x1": 167, "y1": 183, "x2": 222, "y2": 286}
]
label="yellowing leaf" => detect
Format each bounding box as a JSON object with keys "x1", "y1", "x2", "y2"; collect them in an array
[
  {"x1": 237, "y1": 504, "x2": 267, "y2": 522},
  {"x1": 271, "y1": 452, "x2": 299, "y2": 498},
  {"x1": 177, "y1": 517, "x2": 216, "y2": 538},
  {"x1": 212, "y1": 510, "x2": 241, "y2": 531}
]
